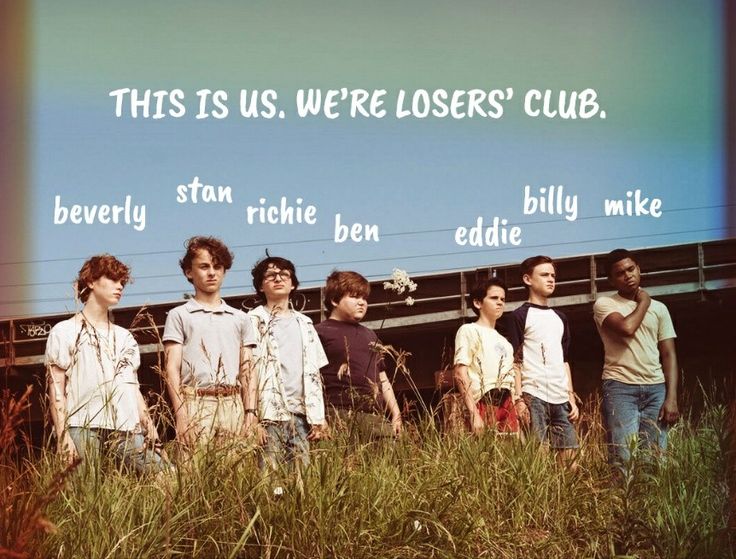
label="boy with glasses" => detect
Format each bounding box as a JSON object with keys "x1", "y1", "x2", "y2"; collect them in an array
[{"x1": 247, "y1": 256, "x2": 328, "y2": 469}]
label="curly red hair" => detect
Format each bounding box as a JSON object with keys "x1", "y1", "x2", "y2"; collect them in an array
[{"x1": 75, "y1": 254, "x2": 132, "y2": 302}]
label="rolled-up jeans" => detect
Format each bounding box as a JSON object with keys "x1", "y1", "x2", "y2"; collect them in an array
[
  {"x1": 259, "y1": 413, "x2": 311, "y2": 470},
  {"x1": 68, "y1": 426, "x2": 169, "y2": 475},
  {"x1": 601, "y1": 379, "x2": 668, "y2": 467}
]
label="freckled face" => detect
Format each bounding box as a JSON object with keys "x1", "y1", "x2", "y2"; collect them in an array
[
  {"x1": 331, "y1": 294, "x2": 368, "y2": 322},
  {"x1": 473, "y1": 285, "x2": 506, "y2": 321},
  {"x1": 185, "y1": 249, "x2": 225, "y2": 294},
  {"x1": 524, "y1": 263, "x2": 556, "y2": 298}
]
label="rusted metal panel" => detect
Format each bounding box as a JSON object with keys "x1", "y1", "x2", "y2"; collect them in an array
[{"x1": 2, "y1": 239, "x2": 735, "y2": 370}]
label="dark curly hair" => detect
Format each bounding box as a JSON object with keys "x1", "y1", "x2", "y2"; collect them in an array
[
  {"x1": 179, "y1": 236, "x2": 234, "y2": 283},
  {"x1": 251, "y1": 255, "x2": 299, "y2": 302}
]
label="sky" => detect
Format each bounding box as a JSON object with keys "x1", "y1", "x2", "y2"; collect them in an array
[{"x1": 0, "y1": 0, "x2": 727, "y2": 318}]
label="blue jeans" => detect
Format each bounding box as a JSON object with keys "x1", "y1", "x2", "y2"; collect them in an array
[
  {"x1": 260, "y1": 413, "x2": 311, "y2": 470},
  {"x1": 601, "y1": 379, "x2": 667, "y2": 467},
  {"x1": 68, "y1": 427, "x2": 170, "y2": 475},
  {"x1": 523, "y1": 393, "x2": 578, "y2": 449}
]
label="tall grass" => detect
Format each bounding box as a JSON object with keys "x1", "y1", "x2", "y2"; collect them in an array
[
  {"x1": 0, "y1": 392, "x2": 730, "y2": 559},
  {"x1": 1, "y1": 386, "x2": 79, "y2": 559},
  {"x1": 3, "y1": 316, "x2": 732, "y2": 558}
]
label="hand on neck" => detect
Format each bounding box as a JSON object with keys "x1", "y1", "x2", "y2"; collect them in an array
[{"x1": 617, "y1": 288, "x2": 637, "y2": 301}]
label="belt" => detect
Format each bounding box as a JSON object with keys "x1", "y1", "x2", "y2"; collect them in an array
[{"x1": 195, "y1": 385, "x2": 240, "y2": 397}]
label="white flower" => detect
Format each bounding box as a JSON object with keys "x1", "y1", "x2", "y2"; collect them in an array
[
  {"x1": 404, "y1": 296, "x2": 415, "y2": 306},
  {"x1": 383, "y1": 268, "x2": 418, "y2": 295}
]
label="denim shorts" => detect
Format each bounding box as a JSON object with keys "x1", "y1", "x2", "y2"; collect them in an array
[
  {"x1": 68, "y1": 427, "x2": 170, "y2": 475},
  {"x1": 259, "y1": 413, "x2": 311, "y2": 470},
  {"x1": 523, "y1": 393, "x2": 578, "y2": 449}
]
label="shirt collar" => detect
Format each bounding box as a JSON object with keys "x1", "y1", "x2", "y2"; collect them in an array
[{"x1": 184, "y1": 298, "x2": 235, "y2": 315}]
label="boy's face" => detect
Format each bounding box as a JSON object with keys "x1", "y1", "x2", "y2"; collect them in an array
[
  {"x1": 608, "y1": 257, "x2": 640, "y2": 296},
  {"x1": 523, "y1": 263, "x2": 556, "y2": 298},
  {"x1": 331, "y1": 294, "x2": 368, "y2": 322},
  {"x1": 260, "y1": 263, "x2": 295, "y2": 302},
  {"x1": 473, "y1": 285, "x2": 505, "y2": 321},
  {"x1": 185, "y1": 249, "x2": 225, "y2": 294},
  {"x1": 87, "y1": 275, "x2": 124, "y2": 307}
]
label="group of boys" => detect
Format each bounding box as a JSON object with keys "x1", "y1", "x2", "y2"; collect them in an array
[
  {"x1": 45, "y1": 236, "x2": 401, "y2": 475},
  {"x1": 45, "y1": 237, "x2": 678, "y2": 476},
  {"x1": 453, "y1": 250, "x2": 679, "y2": 471}
]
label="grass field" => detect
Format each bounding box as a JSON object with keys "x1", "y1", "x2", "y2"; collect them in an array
[{"x1": 2, "y1": 384, "x2": 733, "y2": 559}]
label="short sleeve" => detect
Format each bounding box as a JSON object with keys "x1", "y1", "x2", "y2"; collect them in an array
[
  {"x1": 118, "y1": 330, "x2": 141, "y2": 385},
  {"x1": 310, "y1": 324, "x2": 329, "y2": 369},
  {"x1": 45, "y1": 324, "x2": 72, "y2": 370},
  {"x1": 593, "y1": 297, "x2": 616, "y2": 327},
  {"x1": 123, "y1": 331, "x2": 141, "y2": 372},
  {"x1": 500, "y1": 338, "x2": 515, "y2": 377},
  {"x1": 507, "y1": 311, "x2": 526, "y2": 353},
  {"x1": 162, "y1": 308, "x2": 185, "y2": 344},
  {"x1": 453, "y1": 324, "x2": 474, "y2": 366},
  {"x1": 507, "y1": 307, "x2": 527, "y2": 359},
  {"x1": 239, "y1": 311, "x2": 257, "y2": 347},
  {"x1": 247, "y1": 313, "x2": 265, "y2": 360},
  {"x1": 656, "y1": 304, "x2": 677, "y2": 342},
  {"x1": 373, "y1": 331, "x2": 386, "y2": 373}
]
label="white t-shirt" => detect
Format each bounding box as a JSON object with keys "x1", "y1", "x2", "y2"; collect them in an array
[
  {"x1": 454, "y1": 322, "x2": 515, "y2": 402},
  {"x1": 593, "y1": 293, "x2": 676, "y2": 384},
  {"x1": 271, "y1": 312, "x2": 305, "y2": 414},
  {"x1": 508, "y1": 303, "x2": 571, "y2": 405},
  {"x1": 45, "y1": 316, "x2": 141, "y2": 431}
]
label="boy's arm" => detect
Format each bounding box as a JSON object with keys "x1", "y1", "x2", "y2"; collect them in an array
[
  {"x1": 135, "y1": 391, "x2": 158, "y2": 441},
  {"x1": 512, "y1": 361, "x2": 529, "y2": 426},
  {"x1": 601, "y1": 289, "x2": 651, "y2": 337},
  {"x1": 507, "y1": 310, "x2": 530, "y2": 424},
  {"x1": 454, "y1": 364, "x2": 484, "y2": 434},
  {"x1": 47, "y1": 364, "x2": 77, "y2": 462},
  {"x1": 658, "y1": 338, "x2": 679, "y2": 424},
  {"x1": 307, "y1": 322, "x2": 329, "y2": 440},
  {"x1": 378, "y1": 371, "x2": 402, "y2": 435},
  {"x1": 163, "y1": 341, "x2": 193, "y2": 447},
  {"x1": 239, "y1": 345, "x2": 266, "y2": 443},
  {"x1": 564, "y1": 362, "x2": 579, "y2": 421}
]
